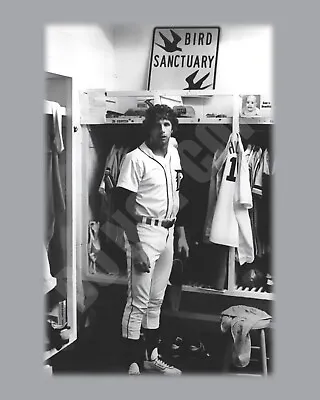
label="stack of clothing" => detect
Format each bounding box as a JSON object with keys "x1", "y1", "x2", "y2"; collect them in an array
[{"x1": 99, "y1": 144, "x2": 130, "y2": 252}]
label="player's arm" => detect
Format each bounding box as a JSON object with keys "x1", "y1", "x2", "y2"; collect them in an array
[
  {"x1": 174, "y1": 174, "x2": 190, "y2": 258},
  {"x1": 115, "y1": 152, "x2": 142, "y2": 245},
  {"x1": 115, "y1": 153, "x2": 150, "y2": 273},
  {"x1": 115, "y1": 187, "x2": 150, "y2": 273},
  {"x1": 174, "y1": 226, "x2": 189, "y2": 258},
  {"x1": 114, "y1": 187, "x2": 140, "y2": 244}
]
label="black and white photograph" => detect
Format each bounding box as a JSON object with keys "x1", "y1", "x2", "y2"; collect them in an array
[
  {"x1": 240, "y1": 95, "x2": 261, "y2": 117},
  {"x1": 44, "y1": 24, "x2": 274, "y2": 377}
]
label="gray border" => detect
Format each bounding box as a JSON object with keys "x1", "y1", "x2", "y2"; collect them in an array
[{"x1": 3, "y1": 1, "x2": 318, "y2": 399}]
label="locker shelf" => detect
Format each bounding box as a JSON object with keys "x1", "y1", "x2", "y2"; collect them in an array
[
  {"x1": 102, "y1": 116, "x2": 232, "y2": 125},
  {"x1": 104, "y1": 90, "x2": 219, "y2": 97},
  {"x1": 239, "y1": 117, "x2": 273, "y2": 124},
  {"x1": 84, "y1": 272, "x2": 274, "y2": 300}
]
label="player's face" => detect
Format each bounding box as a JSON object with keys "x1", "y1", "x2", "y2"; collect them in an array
[
  {"x1": 246, "y1": 96, "x2": 257, "y2": 111},
  {"x1": 149, "y1": 118, "x2": 173, "y2": 148}
]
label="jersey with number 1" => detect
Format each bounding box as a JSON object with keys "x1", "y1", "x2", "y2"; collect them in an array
[{"x1": 208, "y1": 132, "x2": 254, "y2": 265}]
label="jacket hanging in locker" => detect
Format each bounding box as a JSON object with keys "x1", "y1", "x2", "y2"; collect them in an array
[
  {"x1": 45, "y1": 102, "x2": 65, "y2": 294},
  {"x1": 46, "y1": 103, "x2": 66, "y2": 247},
  {"x1": 99, "y1": 144, "x2": 130, "y2": 250},
  {"x1": 204, "y1": 131, "x2": 254, "y2": 265}
]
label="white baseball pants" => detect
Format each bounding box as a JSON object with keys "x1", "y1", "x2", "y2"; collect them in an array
[{"x1": 122, "y1": 223, "x2": 174, "y2": 340}]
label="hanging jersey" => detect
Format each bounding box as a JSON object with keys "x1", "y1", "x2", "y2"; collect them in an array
[
  {"x1": 208, "y1": 132, "x2": 254, "y2": 265},
  {"x1": 203, "y1": 148, "x2": 223, "y2": 241},
  {"x1": 99, "y1": 145, "x2": 130, "y2": 194},
  {"x1": 245, "y1": 147, "x2": 271, "y2": 197},
  {"x1": 252, "y1": 148, "x2": 271, "y2": 196},
  {"x1": 245, "y1": 145, "x2": 262, "y2": 191},
  {"x1": 247, "y1": 147, "x2": 272, "y2": 258}
]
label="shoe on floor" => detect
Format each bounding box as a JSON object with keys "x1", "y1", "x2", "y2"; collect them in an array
[
  {"x1": 128, "y1": 362, "x2": 141, "y2": 376},
  {"x1": 144, "y1": 348, "x2": 182, "y2": 376},
  {"x1": 172, "y1": 336, "x2": 184, "y2": 351},
  {"x1": 171, "y1": 336, "x2": 185, "y2": 358},
  {"x1": 188, "y1": 341, "x2": 211, "y2": 359}
]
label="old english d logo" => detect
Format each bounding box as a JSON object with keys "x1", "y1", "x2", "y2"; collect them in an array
[
  {"x1": 175, "y1": 170, "x2": 183, "y2": 191},
  {"x1": 156, "y1": 30, "x2": 182, "y2": 53}
]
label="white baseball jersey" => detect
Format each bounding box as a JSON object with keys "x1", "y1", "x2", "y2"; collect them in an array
[
  {"x1": 117, "y1": 139, "x2": 183, "y2": 221},
  {"x1": 207, "y1": 132, "x2": 254, "y2": 265}
]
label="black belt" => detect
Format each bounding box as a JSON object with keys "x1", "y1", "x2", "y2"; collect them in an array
[{"x1": 137, "y1": 216, "x2": 176, "y2": 229}]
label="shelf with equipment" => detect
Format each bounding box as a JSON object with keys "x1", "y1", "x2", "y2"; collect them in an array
[
  {"x1": 80, "y1": 90, "x2": 272, "y2": 126},
  {"x1": 239, "y1": 117, "x2": 274, "y2": 125},
  {"x1": 102, "y1": 116, "x2": 233, "y2": 125},
  {"x1": 103, "y1": 90, "x2": 219, "y2": 97},
  {"x1": 79, "y1": 89, "x2": 234, "y2": 126}
]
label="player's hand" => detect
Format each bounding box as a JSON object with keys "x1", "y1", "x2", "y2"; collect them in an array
[
  {"x1": 131, "y1": 243, "x2": 150, "y2": 273},
  {"x1": 177, "y1": 237, "x2": 189, "y2": 258}
]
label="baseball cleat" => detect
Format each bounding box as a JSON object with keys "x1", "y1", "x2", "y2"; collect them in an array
[{"x1": 144, "y1": 348, "x2": 182, "y2": 375}]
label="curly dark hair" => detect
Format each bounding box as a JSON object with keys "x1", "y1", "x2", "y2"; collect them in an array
[{"x1": 143, "y1": 104, "x2": 179, "y2": 135}]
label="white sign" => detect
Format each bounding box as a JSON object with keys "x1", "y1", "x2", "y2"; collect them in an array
[{"x1": 148, "y1": 27, "x2": 220, "y2": 91}]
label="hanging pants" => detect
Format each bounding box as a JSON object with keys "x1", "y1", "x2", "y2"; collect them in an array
[{"x1": 122, "y1": 223, "x2": 174, "y2": 340}]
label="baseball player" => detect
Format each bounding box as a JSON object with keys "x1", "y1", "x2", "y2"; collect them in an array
[{"x1": 115, "y1": 104, "x2": 189, "y2": 375}]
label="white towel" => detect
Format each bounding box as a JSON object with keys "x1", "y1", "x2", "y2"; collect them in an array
[{"x1": 46, "y1": 100, "x2": 64, "y2": 153}]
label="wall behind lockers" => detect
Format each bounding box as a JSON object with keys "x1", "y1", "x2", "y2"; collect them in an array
[
  {"x1": 45, "y1": 24, "x2": 116, "y2": 121},
  {"x1": 110, "y1": 24, "x2": 273, "y2": 95},
  {"x1": 45, "y1": 24, "x2": 116, "y2": 86}
]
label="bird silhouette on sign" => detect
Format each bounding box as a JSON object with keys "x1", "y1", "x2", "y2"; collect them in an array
[
  {"x1": 156, "y1": 30, "x2": 182, "y2": 53},
  {"x1": 184, "y1": 70, "x2": 212, "y2": 90}
]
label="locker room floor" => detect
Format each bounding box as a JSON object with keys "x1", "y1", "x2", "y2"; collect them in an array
[{"x1": 50, "y1": 284, "x2": 273, "y2": 375}]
